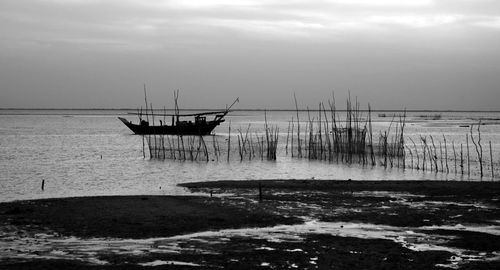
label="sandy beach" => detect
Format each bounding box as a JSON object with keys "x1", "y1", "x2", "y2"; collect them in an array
[{"x1": 1, "y1": 180, "x2": 499, "y2": 269}]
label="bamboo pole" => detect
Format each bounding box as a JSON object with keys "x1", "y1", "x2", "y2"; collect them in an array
[
  {"x1": 264, "y1": 110, "x2": 270, "y2": 160},
  {"x1": 237, "y1": 129, "x2": 245, "y2": 156},
  {"x1": 189, "y1": 137, "x2": 194, "y2": 161},
  {"x1": 394, "y1": 116, "x2": 400, "y2": 168},
  {"x1": 408, "y1": 137, "x2": 419, "y2": 170},
  {"x1": 318, "y1": 103, "x2": 323, "y2": 159},
  {"x1": 244, "y1": 124, "x2": 251, "y2": 156},
  {"x1": 181, "y1": 135, "x2": 186, "y2": 160},
  {"x1": 383, "y1": 131, "x2": 388, "y2": 168},
  {"x1": 368, "y1": 104, "x2": 375, "y2": 166},
  {"x1": 216, "y1": 135, "x2": 221, "y2": 160},
  {"x1": 237, "y1": 135, "x2": 243, "y2": 161},
  {"x1": 439, "y1": 141, "x2": 443, "y2": 173},
  {"x1": 142, "y1": 135, "x2": 145, "y2": 158},
  {"x1": 430, "y1": 135, "x2": 438, "y2": 172},
  {"x1": 200, "y1": 135, "x2": 209, "y2": 162},
  {"x1": 194, "y1": 136, "x2": 201, "y2": 160},
  {"x1": 148, "y1": 135, "x2": 152, "y2": 159},
  {"x1": 144, "y1": 84, "x2": 149, "y2": 123},
  {"x1": 421, "y1": 136, "x2": 427, "y2": 171},
  {"x1": 466, "y1": 135, "x2": 470, "y2": 177},
  {"x1": 162, "y1": 134, "x2": 166, "y2": 159},
  {"x1": 329, "y1": 95, "x2": 339, "y2": 163},
  {"x1": 470, "y1": 124, "x2": 484, "y2": 178},
  {"x1": 294, "y1": 93, "x2": 301, "y2": 158},
  {"x1": 212, "y1": 135, "x2": 218, "y2": 161},
  {"x1": 286, "y1": 120, "x2": 290, "y2": 155},
  {"x1": 407, "y1": 146, "x2": 414, "y2": 169},
  {"x1": 452, "y1": 141, "x2": 457, "y2": 174},
  {"x1": 443, "y1": 135, "x2": 449, "y2": 173},
  {"x1": 490, "y1": 141, "x2": 494, "y2": 179},
  {"x1": 322, "y1": 103, "x2": 332, "y2": 162},
  {"x1": 478, "y1": 123, "x2": 484, "y2": 178},
  {"x1": 304, "y1": 120, "x2": 308, "y2": 160},
  {"x1": 460, "y1": 143, "x2": 464, "y2": 176},
  {"x1": 248, "y1": 134, "x2": 254, "y2": 160},
  {"x1": 400, "y1": 110, "x2": 407, "y2": 169},
  {"x1": 291, "y1": 118, "x2": 294, "y2": 158},
  {"x1": 177, "y1": 135, "x2": 182, "y2": 160},
  {"x1": 171, "y1": 136, "x2": 177, "y2": 160},
  {"x1": 227, "y1": 121, "x2": 231, "y2": 162}
]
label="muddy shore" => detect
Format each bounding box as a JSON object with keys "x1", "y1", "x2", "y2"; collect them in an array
[
  {"x1": 0, "y1": 195, "x2": 298, "y2": 239},
  {"x1": 1, "y1": 180, "x2": 499, "y2": 269}
]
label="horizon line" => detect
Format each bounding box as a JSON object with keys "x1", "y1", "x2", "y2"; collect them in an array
[{"x1": 1, "y1": 108, "x2": 500, "y2": 113}]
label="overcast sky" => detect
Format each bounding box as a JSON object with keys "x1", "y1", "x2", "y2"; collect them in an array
[{"x1": 1, "y1": 0, "x2": 499, "y2": 110}]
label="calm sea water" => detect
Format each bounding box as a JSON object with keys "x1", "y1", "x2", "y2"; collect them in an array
[{"x1": 1, "y1": 109, "x2": 499, "y2": 202}]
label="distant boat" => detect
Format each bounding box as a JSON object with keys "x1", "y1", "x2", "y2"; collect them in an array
[
  {"x1": 118, "y1": 111, "x2": 228, "y2": 135},
  {"x1": 119, "y1": 97, "x2": 238, "y2": 135}
]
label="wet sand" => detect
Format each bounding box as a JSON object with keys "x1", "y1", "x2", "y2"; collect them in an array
[
  {"x1": 1, "y1": 180, "x2": 499, "y2": 269},
  {"x1": 0, "y1": 195, "x2": 298, "y2": 239}
]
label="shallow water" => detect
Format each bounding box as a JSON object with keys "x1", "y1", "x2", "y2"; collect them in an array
[
  {"x1": 1, "y1": 221, "x2": 498, "y2": 267},
  {"x1": 1, "y1": 110, "x2": 499, "y2": 202}
]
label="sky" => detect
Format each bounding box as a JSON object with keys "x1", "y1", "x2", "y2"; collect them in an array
[{"x1": 0, "y1": 0, "x2": 499, "y2": 110}]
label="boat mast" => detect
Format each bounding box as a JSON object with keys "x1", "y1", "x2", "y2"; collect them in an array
[
  {"x1": 144, "y1": 84, "x2": 149, "y2": 123},
  {"x1": 226, "y1": 97, "x2": 239, "y2": 112},
  {"x1": 174, "y1": 89, "x2": 180, "y2": 123}
]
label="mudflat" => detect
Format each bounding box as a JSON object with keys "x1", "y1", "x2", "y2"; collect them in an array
[
  {"x1": 0, "y1": 195, "x2": 298, "y2": 239},
  {"x1": 1, "y1": 180, "x2": 499, "y2": 269}
]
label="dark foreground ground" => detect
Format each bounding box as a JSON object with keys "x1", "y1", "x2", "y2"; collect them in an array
[{"x1": 1, "y1": 180, "x2": 499, "y2": 269}]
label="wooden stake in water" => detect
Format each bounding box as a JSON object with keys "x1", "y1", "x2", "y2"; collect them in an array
[
  {"x1": 466, "y1": 135, "x2": 470, "y2": 177},
  {"x1": 200, "y1": 135, "x2": 209, "y2": 162},
  {"x1": 470, "y1": 124, "x2": 484, "y2": 178},
  {"x1": 490, "y1": 141, "x2": 494, "y2": 179},
  {"x1": 439, "y1": 141, "x2": 443, "y2": 173},
  {"x1": 237, "y1": 135, "x2": 243, "y2": 161},
  {"x1": 142, "y1": 135, "x2": 145, "y2": 158},
  {"x1": 421, "y1": 136, "x2": 427, "y2": 171},
  {"x1": 460, "y1": 144, "x2": 464, "y2": 175},
  {"x1": 294, "y1": 93, "x2": 301, "y2": 158},
  {"x1": 286, "y1": 120, "x2": 290, "y2": 155},
  {"x1": 452, "y1": 141, "x2": 457, "y2": 174},
  {"x1": 212, "y1": 135, "x2": 218, "y2": 161},
  {"x1": 409, "y1": 137, "x2": 419, "y2": 170},
  {"x1": 443, "y1": 135, "x2": 449, "y2": 173},
  {"x1": 291, "y1": 118, "x2": 294, "y2": 158},
  {"x1": 407, "y1": 146, "x2": 414, "y2": 169},
  {"x1": 430, "y1": 135, "x2": 438, "y2": 172},
  {"x1": 227, "y1": 122, "x2": 231, "y2": 162},
  {"x1": 144, "y1": 84, "x2": 149, "y2": 123}
]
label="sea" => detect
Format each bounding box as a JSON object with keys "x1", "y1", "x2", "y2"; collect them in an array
[{"x1": 1, "y1": 109, "x2": 499, "y2": 202}]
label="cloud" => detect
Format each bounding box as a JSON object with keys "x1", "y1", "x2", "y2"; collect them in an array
[
  {"x1": 2, "y1": 0, "x2": 499, "y2": 51},
  {"x1": 1, "y1": 0, "x2": 500, "y2": 109},
  {"x1": 326, "y1": 0, "x2": 433, "y2": 7},
  {"x1": 367, "y1": 14, "x2": 464, "y2": 28},
  {"x1": 473, "y1": 16, "x2": 500, "y2": 28}
]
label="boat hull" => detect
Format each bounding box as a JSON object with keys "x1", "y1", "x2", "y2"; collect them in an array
[{"x1": 118, "y1": 117, "x2": 222, "y2": 135}]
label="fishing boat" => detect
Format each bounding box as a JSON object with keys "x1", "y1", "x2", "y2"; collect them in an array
[
  {"x1": 119, "y1": 97, "x2": 238, "y2": 135},
  {"x1": 118, "y1": 111, "x2": 228, "y2": 135}
]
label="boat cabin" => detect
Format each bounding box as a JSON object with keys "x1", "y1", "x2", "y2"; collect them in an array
[{"x1": 195, "y1": 115, "x2": 207, "y2": 124}]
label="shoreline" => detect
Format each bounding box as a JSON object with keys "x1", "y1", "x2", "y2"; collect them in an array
[
  {"x1": 180, "y1": 179, "x2": 500, "y2": 196},
  {"x1": 2, "y1": 179, "x2": 498, "y2": 204}
]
